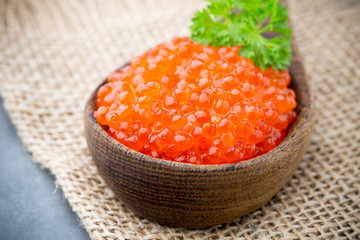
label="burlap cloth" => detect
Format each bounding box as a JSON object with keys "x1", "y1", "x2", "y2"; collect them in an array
[{"x1": 1, "y1": 0, "x2": 359, "y2": 239}]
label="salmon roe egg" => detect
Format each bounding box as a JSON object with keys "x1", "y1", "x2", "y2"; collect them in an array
[{"x1": 94, "y1": 37, "x2": 297, "y2": 164}]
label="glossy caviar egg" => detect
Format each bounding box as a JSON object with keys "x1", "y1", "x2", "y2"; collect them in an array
[{"x1": 94, "y1": 37, "x2": 297, "y2": 164}]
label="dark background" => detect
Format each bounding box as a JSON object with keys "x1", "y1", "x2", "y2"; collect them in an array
[{"x1": 0, "y1": 97, "x2": 89, "y2": 240}]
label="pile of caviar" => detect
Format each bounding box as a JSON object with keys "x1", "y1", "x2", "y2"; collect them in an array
[{"x1": 94, "y1": 37, "x2": 297, "y2": 164}]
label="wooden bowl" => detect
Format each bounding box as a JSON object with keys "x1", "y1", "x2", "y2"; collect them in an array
[{"x1": 84, "y1": 42, "x2": 314, "y2": 228}]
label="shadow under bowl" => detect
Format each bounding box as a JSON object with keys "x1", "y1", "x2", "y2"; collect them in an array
[{"x1": 84, "y1": 43, "x2": 315, "y2": 229}]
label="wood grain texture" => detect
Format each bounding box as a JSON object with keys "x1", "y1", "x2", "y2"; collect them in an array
[{"x1": 84, "y1": 40, "x2": 315, "y2": 229}]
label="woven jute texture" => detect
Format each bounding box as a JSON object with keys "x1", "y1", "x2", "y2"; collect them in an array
[{"x1": 1, "y1": 0, "x2": 359, "y2": 239}]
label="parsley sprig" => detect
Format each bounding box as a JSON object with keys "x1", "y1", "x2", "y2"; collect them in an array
[{"x1": 190, "y1": 0, "x2": 292, "y2": 70}]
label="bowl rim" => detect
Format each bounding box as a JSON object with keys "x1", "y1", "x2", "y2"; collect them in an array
[{"x1": 85, "y1": 49, "x2": 314, "y2": 173}]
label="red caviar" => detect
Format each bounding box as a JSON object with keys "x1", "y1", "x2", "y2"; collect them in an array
[{"x1": 94, "y1": 37, "x2": 297, "y2": 164}]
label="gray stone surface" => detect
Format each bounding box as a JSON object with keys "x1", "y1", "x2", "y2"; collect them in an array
[{"x1": 0, "y1": 97, "x2": 89, "y2": 240}]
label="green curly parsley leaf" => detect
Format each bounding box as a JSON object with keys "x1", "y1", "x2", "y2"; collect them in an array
[{"x1": 190, "y1": 0, "x2": 292, "y2": 70}]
